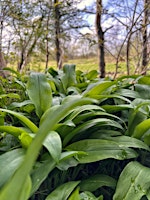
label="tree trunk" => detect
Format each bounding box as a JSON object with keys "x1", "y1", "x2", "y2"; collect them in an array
[
  {"x1": 96, "y1": 0, "x2": 105, "y2": 78},
  {"x1": 141, "y1": 0, "x2": 148, "y2": 74},
  {"x1": 0, "y1": 16, "x2": 6, "y2": 77},
  {"x1": 54, "y1": 0, "x2": 62, "y2": 69}
]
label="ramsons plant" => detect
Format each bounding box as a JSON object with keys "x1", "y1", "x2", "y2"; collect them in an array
[{"x1": 0, "y1": 67, "x2": 150, "y2": 200}]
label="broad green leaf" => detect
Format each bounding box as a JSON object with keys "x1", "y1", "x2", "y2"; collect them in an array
[
  {"x1": 30, "y1": 155, "x2": 56, "y2": 196},
  {"x1": 127, "y1": 99, "x2": 150, "y2": 136},
  {"x1": 89, "y1": 129, "x2": 122, "y2": 139},
  {"x1": 127, "y1": 109, "x2": 147, "y2": 136},
  {"x1": 0, "y1": 108, "x2": 38, "y2": 133},
  {"x1": 0, "y1": 149, "x2": 25, "y2": 188},
  {"x1": 91, "y1": 94, "x2": 131, "y2": 103},
  {"x1": 0, "y1": 175, "x2": 32, "y2": 200},
  {"x1": 73, "y1": 111, "x2": 125, "y2": 127},
  {"x1": 68, "y1": 104, "x2": 105, "y2": 121},
  {"x1": 63, "y1": 118, "x2": 123, "y2": 146},
  {"x1": 85, "y1": 70, "x2": 98, "y2": 80},
  {"x1": 68, "y1": 187, "x2": 80, "y2": 200},
  {"x1": 101, "y1": 104, "x2": 133, "y2": 113},
  {"x1": 80, "y1": 174, "x2": 117, "y2": 192},
  {"x1": 43, "y1": 131, "x2": 62, "y2": 163},
  {"x1": 45, "y1": 181, "x2": 80, "y2": 200},
  {"x1": 57, "y1": 151, "x2": 86, "y2": 170},
  {"x1": 113, "y1": 161, "x2": 150, "y2": 200},
  {"x1": 27, "y1": 72, "x2": 52, "y2": 118},
  {"x1": 135, "y1": 84, "x2": 150, "y2": 99},
  {"x1": 132, "y1": 118, "x2": 150, "y2": 139},
  {"x1": 138, "y1": 76, "x2": 150, "y2": 85},
  {"x1": 83, "y1": 81, "x2": 115, "y2": 96},
  {"x1": 61, "y1": 64, "x2": 77, "y2": 91},
  {"x1": 115, "y1": 89, "x2": 140, "y2": 99},
  {"x1": 107, "y1": 136, "x2": 149, "y2": 151},
  {"x1": 66, "y1": 139, "x2": 138, "y2": 163},
  {"x1": 0, "y1": 97, "x2": 94, "y2": 200}
]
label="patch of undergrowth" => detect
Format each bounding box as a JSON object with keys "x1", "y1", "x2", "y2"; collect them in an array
[{"x1": 1, "y1": 65, "x2": 150, "y2": 200}]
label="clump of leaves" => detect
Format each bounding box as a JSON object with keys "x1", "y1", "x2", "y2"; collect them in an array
[{"x1": 1, "y1": 69, "x2": 150, "y2": 200}]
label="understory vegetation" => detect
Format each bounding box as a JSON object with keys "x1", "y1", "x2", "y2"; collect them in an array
[{"x1": 1, "y1": 65, "x2": 150, "y2": 200}]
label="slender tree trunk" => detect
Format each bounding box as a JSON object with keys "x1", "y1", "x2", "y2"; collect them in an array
[
  {"x1": 54, "y1": 0, "x2": 62, "y2": 69},
  {"x1": 96, "y1": 0, "x2": 105, "y2": 78},
  {"x1": 45, "y1": 14, "x2": 50, "y2": 70},
  {"x1": 141, "y1": 0, "x2": 148, "y2": 74},
  {"x1": 0, "y1": 16, "x2": 6, "y2": 77},
  {"x1": 126, "y1": 35, "x2": 131, "y2": 75}
]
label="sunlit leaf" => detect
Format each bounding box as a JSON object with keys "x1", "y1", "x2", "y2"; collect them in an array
[
  {"x1": 43, "y1": 131, "x2": 62, "y2": 163},
  {"x1": 66, "y1": 139, "x2": 138, "y2": 163},
  {"x1": 27, "y1": 72, "x2": 52, "y2": 117}
]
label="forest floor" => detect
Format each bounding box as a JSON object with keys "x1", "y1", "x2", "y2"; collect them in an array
[{"x1": 9, "y1": 56, "x2": 136, "y2": 77}]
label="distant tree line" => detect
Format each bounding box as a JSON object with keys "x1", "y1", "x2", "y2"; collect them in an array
[{"x1": 0, "y1": 0, "x2": 149, "y2": 77}]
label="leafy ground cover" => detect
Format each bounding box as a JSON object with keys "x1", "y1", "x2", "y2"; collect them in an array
[{"x1": 0, "y1": 65, "x2": 150, "y2": 200}]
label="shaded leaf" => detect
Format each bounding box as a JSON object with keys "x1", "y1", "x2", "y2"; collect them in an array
[
  {"x1": 45, "y1": 181, "x2": 80, "y2": 200},
  {"x1": 0, "y1": 108, "x2": 38, "y2": 133},
  {"x1": 30, "y1": 156, "x2": 56, "y2": 196},
  {"x1": 80, "y1": 174, "x2": 117, "y2": 192}
]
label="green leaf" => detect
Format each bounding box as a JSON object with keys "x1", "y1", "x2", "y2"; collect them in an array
[
  {"x1": 101, "y1": 104, "x2": 133, "y2": 113},
  {"x1": 80, "y1": 191, "x2": 103, "y2": 200},
  {"x1": 0, "y1": 149, "x2": 25, "y2": 188},
  {"x1": 132, "y1": 118, "x2": 150, "y2": 139},
  {"x1": 127, "y1": 109, "x2": 147, "y2": 136},
  {"x1": 113, "y1": 161, "x2": 150, "y2": 200},
  {"x1": 0, "y1": 109, "x2": 38, "y2": 133},
  {"x1": 115, "y1": 89, "x2": 140, "y2": 99},
  {"x1": 63, "y1": 118, "x2": 123, "y2": 146},
  {"x1": 66, "y1": 139, "x2": 138, "y2": 163},
  {"x1": 80, "y1": 174, "x2": 117, "y2": 192},
  {"x1": 45, "y1": 181, "x2": 80, "y2": 200},
  {"x1": 135, "y1": 84, "x2": 150, "y2": 99},
  {"x1": 0, "y1": 175, "x2": 32, "y2": 200},
  {"x1": 85, "y1": 70, "x2": 99, "y2": 80},
  {"x1": 43, "y1": 131, "x2": 62, "y2": 163},
  {"x1": 68, "y1": 187, "x2": 80, "y2": 200},
  {"x1": 138, "y1": 76, "x2": 150, "y2": 85},
  {"x1": 68, "y1": 104, "x2": 105, "y2": 121},
  {"x1": 0, "y1": 97, "x2": 94, "y2": 200},
  {"x1": 107, "y1": 136, "x2": 150, "y2": 151},
  {"x1": 61, "y1": 64, "x2": 77, "y2": 91},
  {"x1": 30, "y1": 155, "x2": 56, "y2": 196},
  {"x1": 83, "y1": 81, "x2": 115, "y2": 96},
  {"x1": 27, "y1": 72, "x2": 52, "y2": 118},
  {"x1": 57, "y1": 151, "x2": 86, "y2": 170}
]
